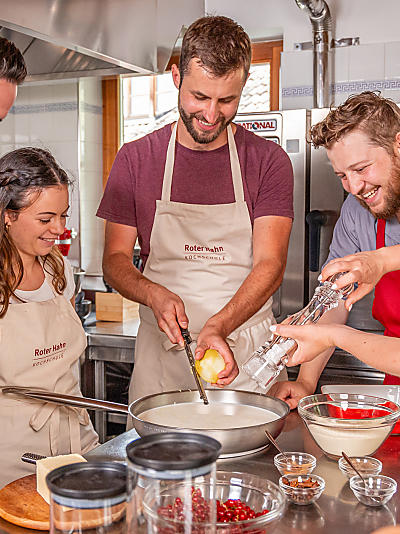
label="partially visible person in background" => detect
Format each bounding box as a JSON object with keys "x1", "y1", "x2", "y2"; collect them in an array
[
  {"x1": 270, "y1": 91, "x2": 400, "y2": 409},
  {"x1": 0, "y1": 148, "x2": 98, "y2": 488},
  {"x1": 0, "y1": 36, "x2": 26, "y2": 120}
]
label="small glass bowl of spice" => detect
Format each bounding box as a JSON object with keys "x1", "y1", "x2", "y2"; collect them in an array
[
  {"x1": 274, "y1": 452, "x2": 316, "y2": 476},
  {"x1": 350, "y1": 475, "x2": 397, "y2": 507},
  {"x1": 338, "y1": 456, "x2": 382, "y2": 479},
  {"x1": 279, "y1": 474, "x2": 325, "y2": 505}
]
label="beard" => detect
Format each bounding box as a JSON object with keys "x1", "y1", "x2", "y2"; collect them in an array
[
  {"x1": 178, "y1": 100, "x2": 236, "y2": 145},
  {"x1": 356, "y1": 157, "x2": 400, "y2": 220}
]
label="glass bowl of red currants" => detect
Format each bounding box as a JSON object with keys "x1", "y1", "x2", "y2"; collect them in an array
[{"x1": 144, "y1": 470, "x2": 286, "y2": 533}]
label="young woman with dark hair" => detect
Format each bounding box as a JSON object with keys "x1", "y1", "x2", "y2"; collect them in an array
[{"x1": 0, "y1": 147, "x2": 98, "y2": 487}]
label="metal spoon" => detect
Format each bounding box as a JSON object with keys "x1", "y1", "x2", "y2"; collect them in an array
[
  {"x1": 341, "y1": 451, "x2": 380, "y2": 503},
  {"x1": 265, "y1": 430, "x2": 290, "y2": 460}
]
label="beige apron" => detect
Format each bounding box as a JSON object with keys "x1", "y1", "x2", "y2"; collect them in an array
[
  {"x1": 0, "y1": 269, "x2": 98, "y2": 487},
  {"x1": 129, "y1": 123, "x2": 286, "y2": 408}
]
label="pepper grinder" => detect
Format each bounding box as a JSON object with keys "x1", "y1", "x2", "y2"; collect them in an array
[{"x1": 242, "y1": 272, "x2": 354, "y2": 389}]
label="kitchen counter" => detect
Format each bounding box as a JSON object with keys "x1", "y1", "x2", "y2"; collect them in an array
[
  {"x1": 0, "y1": 413, "x2": 398, "y2": 534},
  {"x1": 85, "y1": 413, "x2": 400, "y2": 533}
]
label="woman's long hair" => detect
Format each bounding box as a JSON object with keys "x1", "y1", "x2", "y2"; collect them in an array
[{"x1": 0, "y1": 147, "x2": 72, "y2": 317}]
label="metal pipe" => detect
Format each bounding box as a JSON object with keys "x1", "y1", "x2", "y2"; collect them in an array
[{"x1": 295, "y1": 0, "x2": 332, "y2": 108}]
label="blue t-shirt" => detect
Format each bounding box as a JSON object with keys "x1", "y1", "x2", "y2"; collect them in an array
[{"x1": 325, "y1": 194, "x2": 400, "y2": 264}]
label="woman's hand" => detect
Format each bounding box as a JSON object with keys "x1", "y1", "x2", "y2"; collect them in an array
[
  {"x1": 320, "y1": 250, "x2": 388, "y2": 310},
  {"x1": 269, "y1": 323, "x2": 337, "y2": 366}
]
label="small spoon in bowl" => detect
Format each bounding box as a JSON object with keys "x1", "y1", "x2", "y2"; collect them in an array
[
  {"x1": 341, "y1": 451, "x2": 380, "y2": 503},
  {"x1": 265, "y1": 430, "x2": 289, "y2": 460}
]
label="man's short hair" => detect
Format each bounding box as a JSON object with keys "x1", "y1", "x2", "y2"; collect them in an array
[
  {"x1": 0, "y1": 37, "x2": 27, "y2": 84},
  {"x1": 179, "y1": 15, "x2": 251, "y2": 84},
  {"x1": 310, "y1": 91, "x2": 400, "y2": 156}
]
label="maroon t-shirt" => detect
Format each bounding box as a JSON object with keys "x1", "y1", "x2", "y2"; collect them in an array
[{"x1": 97, "y1": 124, "x2": 294, "y2": 266}]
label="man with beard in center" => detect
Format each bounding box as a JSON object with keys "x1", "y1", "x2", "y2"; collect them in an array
[
  {"x1": 97, "y1": 15, "x2": 294, "y2": 410},
  {"x1": 270, "y1": 91, "x2": 400, "y2": 409}
]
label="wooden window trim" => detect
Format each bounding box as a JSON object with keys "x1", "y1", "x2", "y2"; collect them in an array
[{"x1": 102, "y1": 78, "x2": 121, "y2": 189}]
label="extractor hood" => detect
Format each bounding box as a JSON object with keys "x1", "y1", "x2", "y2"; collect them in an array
[{"x1": 0, "y1": 0, "x2": 205, "y2": 81}]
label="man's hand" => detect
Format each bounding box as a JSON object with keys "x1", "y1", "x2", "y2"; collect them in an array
[
  {"x1": 320, "y1": 250, "x2": 387, "y2": 310},
  {"x1": 268, "y1": 379, "x2": 314, "y2": 410},
  {"x1": 147, "y1": 284, "x2": 188, "y2": 346},
  {"x1": 195, "y1": 323, "x2": 239, "y2": 387}
]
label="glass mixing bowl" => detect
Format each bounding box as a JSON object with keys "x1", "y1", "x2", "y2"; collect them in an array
[
  {"x1": 298, "y1": 393, "x2": 400, "y2": 459},
  {"x1": 143, "y1": 470, "x2": 286, "y2": 533}
]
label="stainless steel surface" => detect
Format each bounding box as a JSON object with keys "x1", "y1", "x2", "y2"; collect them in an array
[
  {"x1": 1, "y1": 386, "x2": 129, "y2": 414},
  {"x1": 180, "y1": 327, "x2": 209, "y2": 405},
  {"x1": 82, "y1": 412, "x2": 400, "y2": 534},
  {"x1": 21, "y1": 452, "x2": 46, "y2": 464},
  {"x1": 85, "y1": 318, "x2": 138, "y2": 442},
  {"x1": 235, "y1": 110, "x2": 309, "y2": 321},
  {"x1": 309, "y1": 108, "x2": 345, "y2": 297},
  {"x1": 129, "y1": 389, "x2": 289, "y2": 458},
  {"x1": 295, "y1": 0, "x2": 332, "y2": 108},
  {"x1": 0, "y1": 0, "x2": 205, "y2": 80},
  {"x1": 72, "y1": 268, "x2": 85, "y2": 296}
]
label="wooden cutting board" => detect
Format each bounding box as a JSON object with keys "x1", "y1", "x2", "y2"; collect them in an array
[
  {"x1": 0, "y1": 474, "x2": 127, "y2": 531},
  {"x1": 0, "y1": 475, "x2": 49, "y2": 530}
]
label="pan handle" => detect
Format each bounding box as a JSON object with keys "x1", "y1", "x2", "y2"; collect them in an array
[{"x1": 1, "y1": 387, "x2": 129, "y2": 414}]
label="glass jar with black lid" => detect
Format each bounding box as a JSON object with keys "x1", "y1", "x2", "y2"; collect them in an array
[
  {"x1": 46, "y1": 462, "x2": 131, "y2": 534},
  {"x1": 126, "y1": 432, "x2": 222, "y2": 533}
]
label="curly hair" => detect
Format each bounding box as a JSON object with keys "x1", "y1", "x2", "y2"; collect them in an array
[
  {"x1": 310, "y1": 91, "x2": 400, "y2": 156},
  {"x1": 179, "y1": 15, "x2": 251, "y2": 85},
  {"x1": 0, "y1": 147, "x2": 72, "y2": 317},
  {"x1": 0, "y1": 37, "x2": 27, "y2": 84}
]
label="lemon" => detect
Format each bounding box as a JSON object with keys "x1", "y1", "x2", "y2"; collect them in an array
[{"x1": 195, "y1": 349, "x2": 225, "y2": 383}]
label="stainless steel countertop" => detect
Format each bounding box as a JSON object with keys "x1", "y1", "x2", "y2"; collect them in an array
[
  {"x1": 85, "y1": 413, "x2": 400, "y2": 533},
  {"x1": 85, "y1": 317, "x2": 140, "y2": 348},
  {"x1": 1, "y1": 413, "x2": 399, "y2": 534}
]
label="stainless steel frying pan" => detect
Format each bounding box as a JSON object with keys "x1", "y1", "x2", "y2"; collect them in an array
[{"x1": 2, "y1": 386, "x2": 289, "y2": 457}]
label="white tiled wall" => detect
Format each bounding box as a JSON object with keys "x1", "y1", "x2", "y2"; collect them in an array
[
  {"x1": 78, "y1": 78, "x2": 103, "y2": 276},
  {"x1": 282, "y1": 41, "x2": 400, "y2": 109},
  {"x1": 1, "y1": 78, "x2": 103, "y2": 274}
]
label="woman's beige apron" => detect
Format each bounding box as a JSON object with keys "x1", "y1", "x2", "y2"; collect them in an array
[
  {"x1": 129, "y1": 123, "x2": 286, "y2": 410},
  {"x1": 0, "y1": 271, "x2": 98, "y2": 487}
]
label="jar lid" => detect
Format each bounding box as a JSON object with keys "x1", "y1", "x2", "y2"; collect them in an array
[
  {"x1": 46, "y1": 462, "x2": 128, "y2": 500},
  {"x1": 126, "y1": 433, "x2": 221, "y2": 472}
]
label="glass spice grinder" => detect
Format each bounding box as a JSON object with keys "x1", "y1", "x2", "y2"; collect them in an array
[{"x1": 242, "y1": 272, "x2": 354, "y2": 390}]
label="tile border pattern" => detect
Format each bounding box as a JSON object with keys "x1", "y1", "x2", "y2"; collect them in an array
[
  {"x1": 10, "y1": 101, "x2": 102, "y2": 114},
  {"x1": 283, "y1": 78, "x2": 400, "y2": 97}
]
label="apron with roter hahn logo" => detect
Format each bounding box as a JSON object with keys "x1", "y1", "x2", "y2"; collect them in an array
[
  {"x1": 0, "y1": 269, "x2": 98, "y2": 487},
  {"x1": 128, "y1": 122, "x2": 286, "y2": 411}
]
